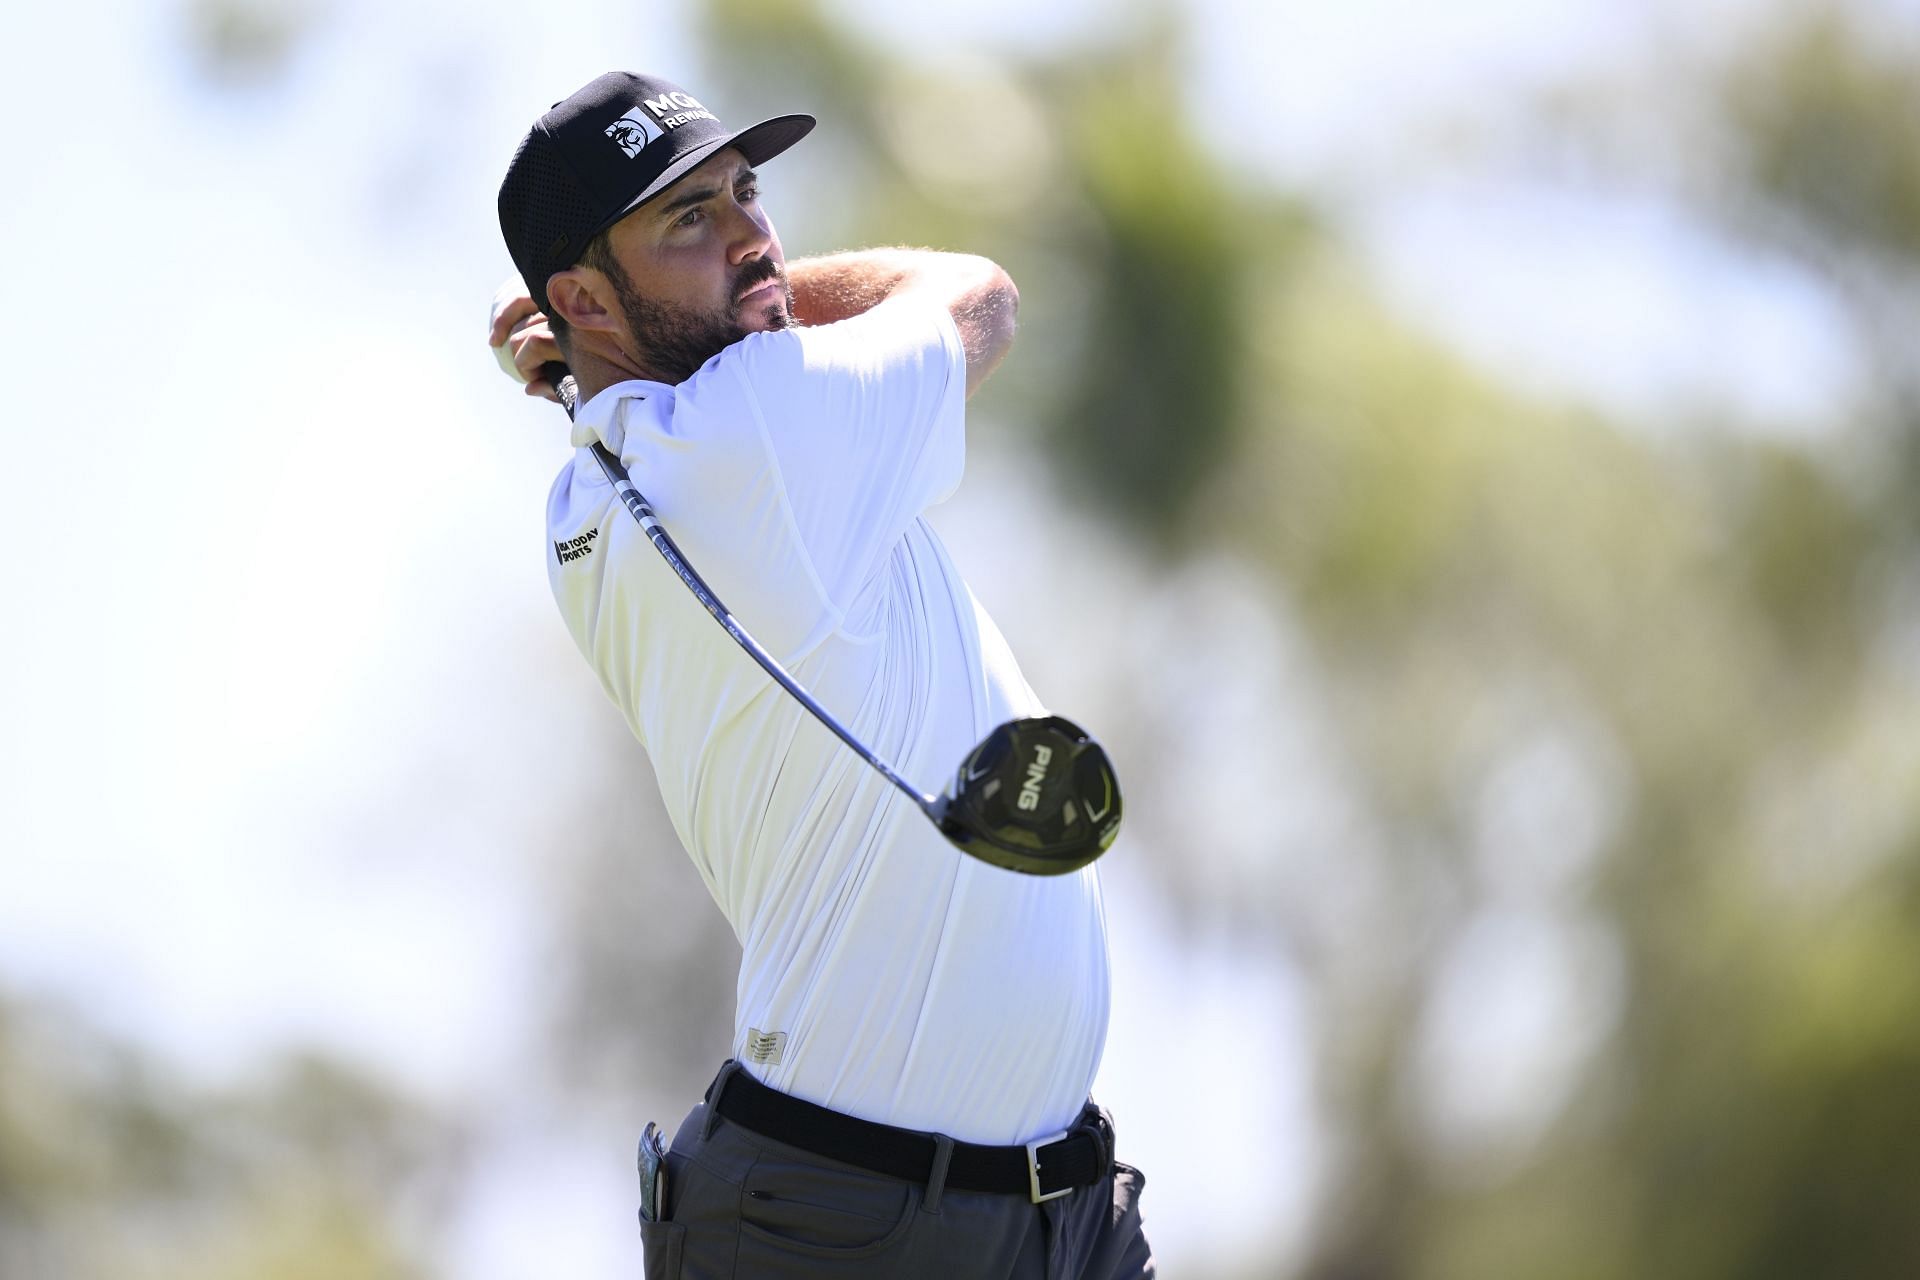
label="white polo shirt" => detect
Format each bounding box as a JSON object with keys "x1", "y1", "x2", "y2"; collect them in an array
[{"x1": 544, "y1": 296, "x2": 1110, "y2": 1145}]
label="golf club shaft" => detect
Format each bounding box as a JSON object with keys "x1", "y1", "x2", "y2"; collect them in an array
[{"x1": 541, "y1": 361, "x2": 941, "y2": 819}]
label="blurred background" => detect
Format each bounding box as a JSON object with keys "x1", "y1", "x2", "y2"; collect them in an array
[{"x1": 5, "y1": 0, "x2": 1920, "y2": 1275}]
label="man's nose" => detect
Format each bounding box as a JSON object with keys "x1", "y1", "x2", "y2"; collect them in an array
[{"x1": 725, "y1": 201, "x2": 773, "y2": 263}]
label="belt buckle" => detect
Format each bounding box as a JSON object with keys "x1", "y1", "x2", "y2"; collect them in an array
[{"x1": 1025, "y1": 1130, "x2": 1074, "y2": 1204}]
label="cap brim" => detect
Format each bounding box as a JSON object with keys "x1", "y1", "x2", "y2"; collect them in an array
[{"x1": 597, "y1": 113, "x2": 816, "y2": 238}]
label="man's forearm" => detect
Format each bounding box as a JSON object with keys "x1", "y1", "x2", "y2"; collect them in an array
[
  {"x1": 786, "y1": 248, "x2": 992, "y2": 327},
  {"x1": 786, "y1": 247, "x2": 1019, "y2": 397}
]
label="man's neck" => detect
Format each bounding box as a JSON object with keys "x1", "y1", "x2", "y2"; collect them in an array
[{"x1": 564, "y1": 341, "x2": 663, "y2": 404}]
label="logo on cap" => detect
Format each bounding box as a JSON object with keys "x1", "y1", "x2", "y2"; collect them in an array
[
  {"x1": 605, "y1": 107, "x2": 665, "y2": 158},
  {"x1": 642, "y1": 90, "x2": 717, "y2": 131}
]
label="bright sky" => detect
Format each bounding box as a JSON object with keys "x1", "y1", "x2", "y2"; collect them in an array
[{"x1": 0, "y1": 0, "x2": 1901, "y2": 1275}]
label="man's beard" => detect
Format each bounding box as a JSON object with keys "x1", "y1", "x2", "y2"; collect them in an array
[{"x1": 607, "y1": 259, "x2": 793, "y2": 385}]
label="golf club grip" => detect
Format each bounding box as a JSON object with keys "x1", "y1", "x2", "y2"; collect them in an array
[{"x1": 540, "y1": 361, "x2": 578, "y2": 419}]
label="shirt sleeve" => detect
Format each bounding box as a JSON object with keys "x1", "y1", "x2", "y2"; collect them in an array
[{"x1": 724, "y1": 295, "x2": 968, "y2": 616}]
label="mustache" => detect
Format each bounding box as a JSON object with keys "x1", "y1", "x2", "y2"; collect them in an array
[{"x1": 733, "y1": 258, "x2": 784, "y2": 304}]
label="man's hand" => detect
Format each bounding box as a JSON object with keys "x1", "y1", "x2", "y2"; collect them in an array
[{"x1": 487, "y1": 277, "x2": 566, "y2": 403}]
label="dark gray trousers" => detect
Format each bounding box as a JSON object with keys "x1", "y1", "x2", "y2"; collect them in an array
[{"x1": 639, "y1": 1071, "x2": 1155, "y2": 1279}]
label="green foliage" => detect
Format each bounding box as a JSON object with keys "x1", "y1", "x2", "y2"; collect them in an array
[
  {"x1": 1042, "y1": 48, "x2": 1260, "y2": 544},
  {"x1": 1573, "y1": 884, "x2": 1920, "y2": 1280},
  {"x1": 1718, "y1": 444, "x2": 1877, "y2": 690},
  {"x1": 0, "y1": 995, "x2": 456, "y2": 1280},
  {"x1": 182, "y1": 0, "x2": 325, "y2": 85},
  {"x1": 1726, "y1": 8, "x2": 1920, "y2": 261}
]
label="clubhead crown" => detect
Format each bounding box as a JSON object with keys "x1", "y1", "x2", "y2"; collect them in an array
[{"x1": 932, "y1": 715, "x2": 1122, "y2": 875}]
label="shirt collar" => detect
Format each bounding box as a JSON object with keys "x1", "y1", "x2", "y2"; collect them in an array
[{"x1": 568, "y1": 379, "x2": 663, "y2": 451}]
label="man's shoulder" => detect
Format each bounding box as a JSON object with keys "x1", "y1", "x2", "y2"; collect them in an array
[{"x1": 710, "y1": 297, "x2": 958, "y2": 386}]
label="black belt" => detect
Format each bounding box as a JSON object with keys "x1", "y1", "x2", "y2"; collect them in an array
[{"x1": 709, "y1": 1063, "x2": 1114, "y2": 1204}]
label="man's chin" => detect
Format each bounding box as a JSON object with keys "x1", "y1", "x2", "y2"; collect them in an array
[{"x1": 737, "y1": 295, "x2": 793, "y2": 332}]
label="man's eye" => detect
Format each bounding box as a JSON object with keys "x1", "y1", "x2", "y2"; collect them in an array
[
  {"x1": 676, "y1": 208, "x2": 704, "y2": 228},
  {"x1": 737, "y1": 184, "x2": 759, "y2": 203}
]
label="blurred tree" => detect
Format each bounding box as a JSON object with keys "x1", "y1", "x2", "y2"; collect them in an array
[
  {"x1": 1293, "y1": 5, "x2": 1920, "y2": 1279},
  {"x1": 0, "y1": 991, "x2": 460, "y2": 1280},
  {"x1": 1728, "y1": 10, "x2": 1920, "y2": 253},
  {"x1": 181, "y1": 0, "x2": 327, "y2": 86},
  {"x1": 1706, "y1": 4, "x2": 1920, "y2": 519}
]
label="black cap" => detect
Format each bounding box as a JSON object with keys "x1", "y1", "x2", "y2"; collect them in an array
[{"x1": 498, "y1": 72, "x2": 814, "y2": 317}]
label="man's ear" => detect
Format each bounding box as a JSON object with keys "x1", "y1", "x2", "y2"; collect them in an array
[{"x1": 546, "y1": 268, "x2": 622, "y2": 336}]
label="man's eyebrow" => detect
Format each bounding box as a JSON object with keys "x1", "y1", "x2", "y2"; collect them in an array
[{"x1": 656, "y1": 168, "x2": 760, "y2": 219}]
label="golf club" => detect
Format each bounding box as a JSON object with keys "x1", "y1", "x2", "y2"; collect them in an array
[{"x1": 539, "y1": 360, "x2": 1121, "y2": 875}]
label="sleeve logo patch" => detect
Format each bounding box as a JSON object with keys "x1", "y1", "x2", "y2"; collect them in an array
[{"x1": 554, "y1": 527, "x2": 599, "y2": 563}]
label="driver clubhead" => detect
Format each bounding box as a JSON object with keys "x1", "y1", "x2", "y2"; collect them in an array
[{"x1": 932, "y1": 715, "x2": 1122, "y2": 875}]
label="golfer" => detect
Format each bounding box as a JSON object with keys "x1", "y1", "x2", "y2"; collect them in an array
[{"x1": 490, "y1": 71, "x2": 1152, "y2": 1278}]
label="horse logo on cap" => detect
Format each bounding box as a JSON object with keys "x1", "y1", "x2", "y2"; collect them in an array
[{"x1": 605, "y1": 107, "x2": 664, "y2": 159}]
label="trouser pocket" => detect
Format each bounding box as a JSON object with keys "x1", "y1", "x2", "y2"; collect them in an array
[{"x1": 736, "y1": 1153, "x2": 920, "y2": 1264}]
